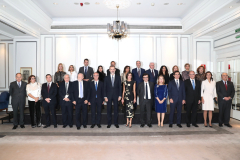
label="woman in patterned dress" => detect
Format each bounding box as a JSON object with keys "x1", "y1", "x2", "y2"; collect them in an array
[{"x1": 121, "y1": 72, "x2": 136, "y2": 128}]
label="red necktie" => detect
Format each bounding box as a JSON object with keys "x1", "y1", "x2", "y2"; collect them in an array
[
  {"x1": 225, "y1": 82, "x2": 227, "y2": 90},
  {"x1": 152, "y1": 70, "x2": 154, "y2": 77},
  {"x1": 47, "y1": 83, "x2": 50, "y2": 93}
]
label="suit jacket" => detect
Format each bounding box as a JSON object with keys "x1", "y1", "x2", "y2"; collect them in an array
[
  {"x1": 137, "y1": 81, "x2": 154, "y2": 105},
  {"x1": 168, "y1": 79, "x2": 186, "y2": 103},
  {"x1": 59, "y1": 81, "x2": 74, "y2": 106},
  {"x1": 132, "y1": 68, "x2": 145, "y2": 87},
  {"x1": 73, "y1": 80, "x2": 90, "y2": 102},
  {"x1": 9, "y1": 81, "x2": 27, "y2": 106},
  {"x1": 216, "y1": 81, "x2": 235, "y2": 105},
  {"x1": 104, "y1": 74, "x2": 121, "y2": 99},
  {"x1": 41, "y1": 82, "x2": 58, "y2": 106},
  {"x1": 78, "y1": 66, "x2": 94, "y2": 81},
  {"x1": 184, "y1": 79, "x2": 201, "y2": 104},
  {"x1": 145, "y1": 69, "x2": 158, "y2": 84},
  {"x1": 107, "y1": 68, "x2": 120, "y2": 76},
  {"x1": 89, "y1": 81, "x2": 104, "y2": 103}
]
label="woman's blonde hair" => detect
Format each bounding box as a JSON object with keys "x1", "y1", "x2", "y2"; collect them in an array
[
  {"x1": 157, "y1": 75, "x2": 165, "y2": 85},
  {"x1": 172, "y1": 65, "x2": 179, "y2": 73},
  {"x1": 57, "y1": 63, "x2": 64, "y2": 73}
]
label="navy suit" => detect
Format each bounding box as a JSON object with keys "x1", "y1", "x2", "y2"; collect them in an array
[
  {"x1": 104, "y1": 74, "x2": 122, "y2": 125},
  {"x1": 41, "y1": 82, "x2": 58, "y2": 126},
  {"x1": 89, "y1": 81, "x2": 104, "y2": 125},
  {"x1": 59, "y1": 82, "x2": 74, "y2": 126},
  {"x1": 168, "y1": 79, "x2": 186, "y2": 125},
  {"x1": 73, "y1": 80, "x2": 90, "y2": 127},
  {"x1": 145, "y1": 69, "x2": 158, "y2": 84}
]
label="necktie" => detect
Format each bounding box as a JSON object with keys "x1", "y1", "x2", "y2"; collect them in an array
[
  {"x1": 146, "y1": 83, "x2": 148, "y2": 99},
  {"x1": 18, "y1": 82, "x2": 21, "y2": 88},
  {"x1": 192, "y1": 80, "x2": 195, "y2": 90},
  {"x1": 95, "y1": 82, "x2": 98, "y2": 98},
  {"x1": 112, "y1": 75, "x2": 114, "y2": 87},
  {"x1": 47, "y1": 83, "x2": 50, "y2": 93},
  {"x1": 80, "y1": 82, "x2": 83, "y2": 98},
  {"x1": 85, "y1": 67, "x2": 87, "y2": 75},
  {"x1": 138, "y1": 69, "x2": 140, "y2": 77},
  {"x1": 151, "y1": 70, "x2": 154, "y2": 77},
  {"x1": 225, "y1": 82, "x2": 227, "y2": 90},
  {"x1": 176, "y1": 80, "x2": 179, "y2": 90},
  {"x1": 65, "y1": 83, "x2": 68, "y2": 94}
]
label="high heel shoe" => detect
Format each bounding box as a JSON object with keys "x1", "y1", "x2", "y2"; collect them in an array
[
  {"x1": 204, "y1": 123, "x2": 208, "y2": 127},
  {"x1": 126, "y1": 122, "x2": 129, "y2": 127}
]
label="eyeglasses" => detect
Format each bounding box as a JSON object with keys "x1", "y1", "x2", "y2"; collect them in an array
[
  {"x1": 31, "y1": 78, "x2": 36, "y2": 79},
  {"x1": 143, "y1": 77, "x2": 148, "y2": 78}
]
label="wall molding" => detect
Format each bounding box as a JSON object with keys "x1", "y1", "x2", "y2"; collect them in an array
[{"x1": 0, "y1": 43, "x2": 6, "y2": 89}]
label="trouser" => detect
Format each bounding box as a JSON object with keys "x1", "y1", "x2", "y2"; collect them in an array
[
  {"x1": 75, "y1": 98, "x2": 88, "y2": 127},
  {"x1": 107, "y1": 97, "x2": 119, "y2": 125},
  {"x1": 169, "y1": 100, "x2": 182, "y2": 124},
  {"x1": 28, "y1": 100, "x2": 41, "y2": 126},
  {"x1": 140, "y1": 99, "x2": 152, "y2": 125},
  {"x1": 12, "y1": 101, "x2": 25, "y2": 126},
  {"x1": 219, "y1": 101, "x2": 231, "y2": 125},
  {"x1": 61, "y1": 103, "x2": 73, "y2": 126},
  {"x1": 91, "y1": 99, "x2": 102, "y2": 125},
  {"x1": 43, "y1": 103, "x2": 57, "y2": 126},
  {"x1": 186, "y1": 100, "x2": 198, "y2": 125}
]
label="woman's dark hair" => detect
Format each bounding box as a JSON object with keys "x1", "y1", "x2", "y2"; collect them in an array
[
  {"x1": 97, "y1": 65, "x2": 104, "y2": 73},
  {"x1": 159, "y1": 65, "x2": 169, "y2": 76},
  {"x1": 28, "y1": 75, "x2": 36, "y2": 84},
  {"x1": 123, "y1": 65, "x2": 130, "y2": 73},
  {"x1": 126, "y1": 72, "x2": 133, "y2": 80},
  {"x1": 205, "y1": 71, "x2": 213, "y2": 81},
  {"x1": 197, "y1": 65, "x2": 205, "y2": 74}
]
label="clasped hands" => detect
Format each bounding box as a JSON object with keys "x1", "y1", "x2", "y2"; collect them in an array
[{"x1": 170, "y1": 98, "x2": 185, "y2": 105}]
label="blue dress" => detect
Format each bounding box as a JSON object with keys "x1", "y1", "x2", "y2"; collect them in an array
[{"x1": 154, "y1": 84, "x2": 168, "y2": 113}]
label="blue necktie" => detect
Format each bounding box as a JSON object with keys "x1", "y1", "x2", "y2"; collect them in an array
[
  {"x1": 18, "y1": 82, "x2": 21, "y2": 88},
  {"x1": 84, "y1": 67, "x2": 87, "y2": 75},
  {"x1": 192, "y1": 80, "x2": 195, "y2": 90},
  {"x1": 80, "y1": 82, "x2": 83, "y2": 98},
  {"x1": 95, "y1": 82, "x2": 97, "y2": 98},
  {"x1": 112, "y1": 75, "x2": 114, "y2": 87}
]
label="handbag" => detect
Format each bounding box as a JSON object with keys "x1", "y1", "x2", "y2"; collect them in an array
[{"x1": 213, "y1": 98, "x2": 218, "y2": 104}]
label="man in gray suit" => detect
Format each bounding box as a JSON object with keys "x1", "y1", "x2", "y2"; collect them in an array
[
  {"x1": 78, "y1": 58, "x2": 94, "y2": 82},
  {"x1": 137, "y1": 73, "x2": 154, "y2": 128},
  {"x1": 216, "y1": 72, "x2": 235, "y2": 128},
  {"x1": 9, "y1": 73, "x2": 27, "y2": 129}
]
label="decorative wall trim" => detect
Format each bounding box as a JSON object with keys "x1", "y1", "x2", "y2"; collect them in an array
[
  {"x1": 44, "y1": 37, "x2": 53, "y2": 77},
  {"x1": 8, "y1": 43, "x2": 13, "y2": 87},
  {"x1": 0, "y1": 43, "x2": 6, "y2": 89},
  {"x1": 196, "y1": 41, "x2": 211, "y2": 70},
  {"x1": 214, "y1": 32, "x2": 240, "y2": 48}
]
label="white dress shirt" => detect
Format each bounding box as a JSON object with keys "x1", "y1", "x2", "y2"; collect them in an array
[
  {"x1": 190, "y1": 78, "x2": 195, "y2": 85},
  {"x1": 67, "y1": 71, "x2": 77, "y2": 82},
  {"x1": 47, "y1": 82, "x2": 52, "y2": 87},
  {"x1": 78, "y1": 80, "x2": 83, "y2": 98},
  {"x1": 150, "y1": 69, "x2": 155, "y2": 76},
  {"x1": 26, "y1": 82, "x2": 41, "y2": 101},
  {"x1": 94, "y1": 80, "x2": 99, "y2": 87},
  {"x1": 175, "y1": 79, "x2": 180, "y2": 87},
  {"x1": 144, "y1": 81, "x2": 151, "y2": 99}
]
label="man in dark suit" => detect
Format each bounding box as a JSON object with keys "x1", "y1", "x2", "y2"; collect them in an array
[
  {"x1": 168, "y1": 71, "x2": 186, "y2": 128},
  {"x1": 145, "y1": 62, "x2": 158, "y2": 84},
  {"x1": 9, "y1": 73, "x2": 27, "y2": 129},
  {"x1": 88, "y1": 72, "x2": 104, "y2": 128},
  {"x1": 216, "y1": 73, "x2": 235, "y2": 127},
  {"x1": 73, "y1": 73, "x2": 90, "y2": 130},
  {"x1": 41, "y1": 74, "x2": 58, "y2": 128},
  {"x1": 104, "y1": 66, "x2": 122, "y2": 128},
  {"x1": 59, "y1": 74, "x2": 74, "y2": 128},
  {"x1": 132, "y1": 60, "x2": 145, "y2": 110},
  {"x1": 137, "y1": 73, "x2": 154, "y2": 128},
  {"x1": 78, "y1": 58, "x2": 94, "y2": 82},
  {"x1": 184, "y1": 71, "x2": 201, "y2": 127},
  {"x1": 107, "y1": 61, "x2": 120, "y2": 76}
]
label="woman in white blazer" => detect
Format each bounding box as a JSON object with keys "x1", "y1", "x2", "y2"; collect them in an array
[
  {"x1": 67, "y1": 65, "x2": 77, "y2": 82},
  {"x1": 201, "y1": 71, "x2": 217, "y2": 127}
]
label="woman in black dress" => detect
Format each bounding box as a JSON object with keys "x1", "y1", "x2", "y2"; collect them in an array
[
  {"x1": 97, "y1": 65, "x2": 106, "y2": 82},
  {"x1": 169, "y1": 65, "x2": 183, "y2": 81},
  {"x1": 158, "y1": 65, "x2": 169, "y2": 85},
  {"x1": 121, "y1": 72, "x2": 136, "y2": 128}
]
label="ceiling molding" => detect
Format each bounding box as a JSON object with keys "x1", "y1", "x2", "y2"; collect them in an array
[{"x1": 0, "y1": 29, "x2": 14, "y2": 38}]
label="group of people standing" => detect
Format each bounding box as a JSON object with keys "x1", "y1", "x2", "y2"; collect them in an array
[{"x1": 9, "y1": 59, "x2": 235, "y2": 130}]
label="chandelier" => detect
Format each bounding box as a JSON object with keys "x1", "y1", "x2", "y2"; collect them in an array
[{"x1": 107, "y1": 5, "x2": 128, "y2": 40}]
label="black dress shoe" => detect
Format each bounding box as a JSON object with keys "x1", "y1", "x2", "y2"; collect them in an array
[
  {"x1": 43, "y1": 125, "x2": 50, "y2": 128},
  {"x1": 140, "y1": 124, "x2": 145, "y2": 128},
  {"x1": 115, "y1": 124, "x2": 119, "y2": 128},
  {"x1": 147, "y1": 124, "x2": 152, "y2": 128},
  {"x1": 107, "y1": 125, "x2": 111, "y2": 128},
  {"x1": 186, "y1": 124, "x2": 190, "y2": 127},
  {"x1": 77, "y1": 127, "x2": 80, "y2": 130},
  {"x1": 20, "y1": 125, "x2": 25, "y2": 128},
  {"x1": 169, "y1": 124, "x2": 173, "y2": 128},
  {"x1": 219, "y1": 123, "x2": 223, "y2": 127},
  {"x1": 12, "y1": 125, "x2": 18, "y2": 130},
  {"x1": 69, "y1": 125, "x2": 73, "y2": 128},
  {"x1": 83, "y1": 125, "x2": 87, "y2": 128},
  {"x1": 63, "y1": 125, "x2": 67, "y2": 128},
  {"x1": 224, "y1": 124, "x2": 232, "y2": 128},
  {"x1": 177, "y1": 124, "x2": 182, "y2": 128},
  {"x1": 192, "y1": 124, "x2": 199, "y2": 127},
  {"x1": 97, "y1": 124, "x2": 101, "y2": 128},
  {"x1": 54, "y1": 125, "x2": 57, "y2": 128},
  {"x1": 91, "y1": 124, "x2": 95, "y2": 128}
]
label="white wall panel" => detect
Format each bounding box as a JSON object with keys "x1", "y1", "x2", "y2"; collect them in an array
[
  {"x1": 44, "y1": 37, "x2": 53, "y2": 76},
  {"x1": 8, "y1": 43, "x2": 14, "y2": 86},
  {"x1": 0, "y1": 43, "x2": 6, "y2": 88},
  {"x1": 119, "y1": 36, "x2": 140, "y2": 72},
  {"x1": 140, "y1": 36, "x2": 154, "y2": 70},
  {"x1": 196, "y1": 41, "x2": 211, "y2": 71},
  {"x1": 180, "y1": 37, "x2": 189, "y2": 71}
]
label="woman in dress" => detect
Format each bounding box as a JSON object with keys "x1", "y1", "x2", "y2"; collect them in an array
[
  {"x1": 201, "y1": 71, "x2": 217, "y2": 127},
  {"x1": 121, "y1": 72, "x2": 136, "y2": 128},
  {"x1": 97, "y1": 65, "x2": 106, "y2": 82},
  {"x1": 196, "y1": 65, "x2": 206, "y2": 111},
  {"x1": 158, "y1": 65, "x2": 169, "y2": 85},
  {"x1": 121, "y1": 65, "x2": 130, "y2": 82},
  {"x1": 67, "y1": 65, "x2": 77, "y2": 82},
  {"x1": 26, "y1": 75, "x2": 42, "y2": 128},
  {"x1": 154, "y1": 75, "x2": 168, "y2": 127},
  {"x1": 182, "y1": 63, "x2": 190, "y2": 81},
  {"x1": 169, "y1": 65, "x2": 183, "y2": 81}
]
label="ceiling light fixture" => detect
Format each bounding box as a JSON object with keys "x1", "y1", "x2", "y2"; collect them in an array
[
  {"x1": 53, "y1": 2, "x2": 58, "y2": 5},
  {"x1": 74, "y1": 3, "x2": 79, "y2": 5},
  {"x1": 177, "y1": 3, "x2": 183, "y2": 5},
  {"x1": 137, "y1": 3, "x2": 141, "y2": 5},
  {"x1": 229, "y1": 6, "x2": 233, "y2": 8},
  {"x1": 95, "y1": 2, "x2": 100, "y2": 5},
  {"x1": 151, "y1": 3, "x2": 155, "y2": 6},
  {"x1": 164, "y1": 3, "x2": 169, "y2": 5},
  {"x1": 84, "y1": 2, "x2": 90, "y2": 5}
]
